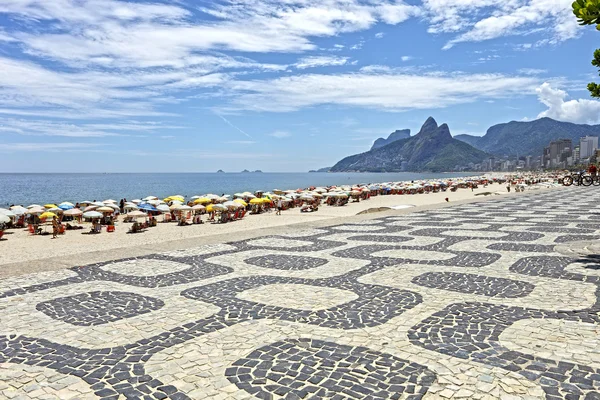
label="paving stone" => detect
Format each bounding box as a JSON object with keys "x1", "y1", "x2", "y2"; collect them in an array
[{"x1": 0, "y1": 187, "x2": 599, "y2": 399}]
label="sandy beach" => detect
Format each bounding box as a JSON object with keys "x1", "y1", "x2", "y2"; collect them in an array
[{"x1": 0, "y1": 183, "x2": 561, "y2": 270}]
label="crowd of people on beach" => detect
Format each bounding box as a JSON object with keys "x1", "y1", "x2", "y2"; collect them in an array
[{"x1": 0, "y1": 173, "x2": 559, "y2": 241}]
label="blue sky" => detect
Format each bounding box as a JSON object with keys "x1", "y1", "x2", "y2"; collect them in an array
[{"x1": 1, "y1": 0, "x2": 600, "y2": 172}]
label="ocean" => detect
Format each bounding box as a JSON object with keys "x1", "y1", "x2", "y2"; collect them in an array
[{"x1": 0, "y1": 172, "x2": 481, "y2": 206}]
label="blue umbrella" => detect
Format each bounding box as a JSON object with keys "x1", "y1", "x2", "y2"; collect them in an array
[
  {"x1": 59, "y1": 204, "x2": 74, "y2": 210},
  {"x1": 138, "y1": 203, "x2": 158, "y2": 212}
]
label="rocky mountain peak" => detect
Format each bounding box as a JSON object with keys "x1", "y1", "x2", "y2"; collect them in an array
[{"x1": 418, "y1": 117, "x2": 438, "y2": 135}]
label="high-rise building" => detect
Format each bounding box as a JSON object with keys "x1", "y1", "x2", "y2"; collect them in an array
[
  {"x1": 543, "y1": 139, "x2": 572, "y2": 168},
  {"x1": 580, "y1": 136, "x2": 599, "y2": 160}
]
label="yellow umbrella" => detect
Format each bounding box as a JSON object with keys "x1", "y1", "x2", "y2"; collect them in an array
[
  {"x1": 164, "y1": 196, "x2": 185, "y2": 202},
  {"x1": 39, "y1": 211, "x2": 57, "y2": 219},
  {"x1": 194, "y1": 198, "x2": 211, "y2": 204},
  {"x1": 44, "y1": 204, "x2": 58, "y2": 209},
  {"x1": 249, "y1": 198, "x2": 263, "y2": 204},
  {"x1": 206, "y1": 204, "x2": 215, "y2": 213},
  {"x1": 261, "y1": 198, "x2": 272, "y2": 204},
  {"x1": 233, "y1": 199, "x2": 247, "y2": 207}
]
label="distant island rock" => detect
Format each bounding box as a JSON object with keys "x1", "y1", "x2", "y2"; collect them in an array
[
  {"x1": 253, "y1": 170, "x2": 263, "y2": 173},
  {"x1": 308, "y1": 167, "x2": 332, "y2": 173},
  {"x1": 216, "y1": 169, "x2": 225, "y2": 173},
  {"x1": 241, "y1": 169, "x2": 250, "y2": 173},
  {"x1": 454, "y1": 117, "x2": 600, "y2": 157},
  {"x1": 241, "y1": 169, "x2": 263, "y2": 173},
  {"x1": 330, "y1": 117, "x2": 488, "y2": 172},
  {"x1": 371, "y1": 129, "x2": 411, "y2": 150}
]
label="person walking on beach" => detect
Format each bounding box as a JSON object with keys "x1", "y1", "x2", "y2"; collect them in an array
[
  {"x1": 52, "y1": 216, "x2": 59, "y2": 239},
  {"x1": 276, "y1": 198, "x2": 283, "y2": 215}
]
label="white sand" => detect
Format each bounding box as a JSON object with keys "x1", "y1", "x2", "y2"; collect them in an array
[{"x1": 0, "y1": 184, "x2": 555, "y2": 266}]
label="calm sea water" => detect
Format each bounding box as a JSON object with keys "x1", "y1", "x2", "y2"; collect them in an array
[{"x1": 0, "y1": 172, "x2": 481, "y2": 206}]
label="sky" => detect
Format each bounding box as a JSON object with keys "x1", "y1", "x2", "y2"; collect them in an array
[{"x1": 1, "y1": 0, "x2": 600, "y2": 172}]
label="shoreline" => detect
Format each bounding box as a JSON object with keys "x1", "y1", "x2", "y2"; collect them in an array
[
  {"x1": 0, "y1": 171, "x2": 485, "y2": 206},
  {"x1": 0, "y1": 184, "x2": 562, "y2": 278}
]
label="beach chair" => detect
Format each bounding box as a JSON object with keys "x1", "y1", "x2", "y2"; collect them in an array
[{"x1": 107, "y1": 225, "x2": 115, "y2": 233}]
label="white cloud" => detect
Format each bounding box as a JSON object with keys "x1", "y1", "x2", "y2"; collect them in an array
[
  {"x1": 375, "y1": 32, "x2": 385, "y2": 38},
  {"x1": 518, "y1": 68, "x2": 547, "y2": 75},
  {"x1": 536, "y1": 82, "x2": 600, "y2": 124},
  {"x1": 295, "y1": 56, "x2": 349, "y2": 69},
  {"x1": 0, "y1": 118, "x2": 182, "y2": 137},
  {"x1": 1, "y1": 0, "x2": 418, "y2": 69},
  {"x1": 0, "y1": 142, "x2": 102, "y2": 152},
  {"x1": 401, "y1": 56, "x2": 413, "y2": 62},
  {"x1": 222, "y1": 71, "x2": 539, "y2": 112},
  {"x1": 422, "y1": 0, "x2": 579, "y2": 50},
  {"x1": 269, "y1": 131, "x2": 292, "y2": 138}
]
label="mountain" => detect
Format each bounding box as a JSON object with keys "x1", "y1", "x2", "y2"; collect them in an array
[
  {"x1": 371, "y1": 129, "x2": 411, "y2": 150},
  {"x1": 454, "y1": 118, "x2": 600, "y2": 156},
  {"x1": 308, "y1": 167, "x2": 332, "y2": 172},
  {"x1": 331, "y1": 117, "x2": 489, "y2": 172}
]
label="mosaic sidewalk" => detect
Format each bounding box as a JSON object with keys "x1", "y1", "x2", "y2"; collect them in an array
[{"x1": 2, "y1": 188, "x2": 600, "y2": 399}]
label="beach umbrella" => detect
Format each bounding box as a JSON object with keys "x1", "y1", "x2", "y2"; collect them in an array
[
  {"x1": 84, "y1": 205, "x2": 97, "y2": 212},
  {"x1": 104, "y1": 199, "x2": 117, "y2": 204},
  {"x1": 59, "y1": 201, "x2": 74, "y2": 207},
  {"x1": 211, "y1": 204, "x2": 227, "y2": 211},
  {"x1": 0, "y1": 214, "x2": 10, "y2": 224},
  {"x1": 190, "y1": 196, "x2": 201, "y2": 200},
  {"x1": 40, "y1": 211, "x2": 57, "y2": 219},
  {"x1": 138, "y1": 203, "x2": 157, "y2": 212},
  {"x1": 9, "y1": 206, "x2": 27, "y2": 216},
  {"x1": 147, "y1": 199, "x2": 162, "y2": 206},
  {"x1": 63, "y1": 208, "x2": 82, "y2": 216},
  {"x1": 28, "y1": 207, "x2": 45, "y2": 215},
  {"x1": 143, "y1": 196, "x2": 158, "y2": 201},
  {"x1": 58, "y1": 204, "x2": 74, "y2": 210},
  {"x1": 177, "y1": 205, "x2": 192, "y2": 212},
  {"x1": 124, "y1": 203, "x2": 138, "y2": 210},
  {"x1": 96, "y1": 206, "x2": 115, "y2": 213},
  {"x1": 91, "y1": 202, "x2": 104, "y2": 207},
  {"x1": 169, "y1": 204, "x2": 182, "y2": 211},
  {"x1": 83, "y1": 211, "x2": 103, "y2": 219},
  {"x1": 105, "y1": 203, "x2": 119, "y2": 210},
  {"x1": 249, "y1": 198, "x2": 263, "y2": 204},
  {"x1": 44, "y1": 204, "x2": 58, "y2": 209},
  {"x1": 233, "y1": 193, "x2": 245, "y2": 198},
  {"x1": 79, "y1": 201, "x2": 93, "y2": 205},
  {"x1": 0, "y1": 209, "x2": 15, "y2": 218},
  {"x1": 194, "y1": 197, "x2": 211, "y2": 204},
  {"x1": 131, "y1": 199, "x2": 142, "y2": 204},
  {"x1": 233, "y1": 199, "x2": 247, "y2": 207},
  {"x1": 127, "y1": 210, "x2": 147, "y2": 218},
  {"x1": 47, "y1": 207, "x2": 63, "y2": 213},
  {"x1": 156, "y1": 204, "x2": 170, "y2": 213},
  {"x1": 27, "y1": 204, "x2": 42, "y2": 209},
  {"x1": 223, "y1": 201, "x2": 241, "y2": 209},
  {"x1": 192, "y1": 204, "x2": 205, "y2": 211}
]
